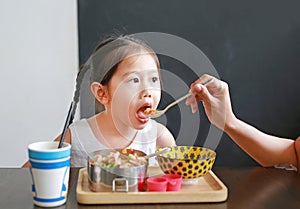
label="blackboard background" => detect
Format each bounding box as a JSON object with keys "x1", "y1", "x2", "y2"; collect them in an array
[{"x1": 77, "y1": 0, "x2": 300, "y2": 166}]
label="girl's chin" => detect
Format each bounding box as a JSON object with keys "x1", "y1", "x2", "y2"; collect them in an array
[{"x1": 130, "y1": 120, "x2": 148, "y2": 131}]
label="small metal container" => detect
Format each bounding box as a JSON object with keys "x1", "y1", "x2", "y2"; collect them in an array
[{"x1": 87, "y1": 149, "x2": 148, "y2": 192}]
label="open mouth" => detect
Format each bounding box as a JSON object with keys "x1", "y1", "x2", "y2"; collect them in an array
[{"x1": 137, "y1": 104, "x2": 152, "y2": 119}]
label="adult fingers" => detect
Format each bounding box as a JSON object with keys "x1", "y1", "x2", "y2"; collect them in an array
[{"x1": 186, "y1": 94, "x2": 198, "y2": 113}]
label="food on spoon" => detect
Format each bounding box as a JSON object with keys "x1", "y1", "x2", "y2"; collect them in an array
[
  {"x1": 144, "y1": 107, "x2": 155, "y2": 115},
  {"x1": 129, "y1": 147, "x2": 134, "y2": 154},
  {"x1": 89, "y1": 150, "x2": 147, "y2": 168}
]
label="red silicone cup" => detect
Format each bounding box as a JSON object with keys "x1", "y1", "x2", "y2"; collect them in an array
[
  {"x1": 162, "y1": 174, "x2": 182, "y2": 191},
  {"x1": 147, "y1": 177, "x2": 168, "y2": 192}
]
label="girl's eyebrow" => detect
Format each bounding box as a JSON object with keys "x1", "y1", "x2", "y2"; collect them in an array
[
  {"x1": 122, "y1": 69, "x2": 158, "y2": 78},
  {"x1": 121, "y1": 71, "x2": 139, "y2": 78}
]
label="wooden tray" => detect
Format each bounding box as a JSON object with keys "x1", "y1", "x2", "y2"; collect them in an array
[{"x1": 76, "y1": 167, "x2": 228, "y2": 204}]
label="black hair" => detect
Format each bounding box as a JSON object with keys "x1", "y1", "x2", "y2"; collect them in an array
[{"x1": 90, "y1": 35, "x2": 160, "y2": 85}]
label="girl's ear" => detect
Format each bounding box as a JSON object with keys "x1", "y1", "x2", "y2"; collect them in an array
[{"x1": 90, "y1": 82, "x2": 109, "y2": 104}]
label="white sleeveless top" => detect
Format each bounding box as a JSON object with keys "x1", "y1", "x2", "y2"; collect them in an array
[{"x1": 69, "y1": 119, "x2": 158, "y2": 167}]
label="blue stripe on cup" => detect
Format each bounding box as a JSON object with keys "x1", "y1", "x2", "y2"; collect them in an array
[
  {"x1": 29, "y1": 149, "x2": 71, "y2": 160},
  {"x1": 34, "y1": 196, "x2": 65, "y2": 203},
  {"x1": 30, "y1": 159, "x2": 70, "y2": 169}
]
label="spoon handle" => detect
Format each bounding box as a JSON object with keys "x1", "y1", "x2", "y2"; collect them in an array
[
  {"x1": 163, "y1": 79, "x2": 213, "y2": 113},
  {"x1": 164, "y1": 92, "x2": 192, "y2": 112},
  {"x1": 144, "y1": 147, "x2": 171, "y2": 159}
]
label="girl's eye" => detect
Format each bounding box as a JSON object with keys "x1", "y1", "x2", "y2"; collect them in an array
[
  {"x1": 129, "y1": 77, "x2": 139, "y2": 83},
  {"x1": 152, "y1": 77, "x2": 159, "y2": 83}
]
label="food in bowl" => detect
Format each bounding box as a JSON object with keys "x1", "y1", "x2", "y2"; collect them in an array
[
  {"x1": 89, "y1": 149, "x2": 147, "y2": 168},
  {"x1": 156, "y1": 146, "x2": 216, "y2": 179},
  {"x1": 88, "y1": 149, "x2": 148, "y2": 192}
]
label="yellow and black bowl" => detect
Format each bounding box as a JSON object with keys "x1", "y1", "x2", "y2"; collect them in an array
[{"x1": 156, "y1": 146, "x2": 216, "y2": 179}]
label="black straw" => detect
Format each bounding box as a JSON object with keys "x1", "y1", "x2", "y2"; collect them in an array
[{"x1": 58, "y1": 101, "x2": 75, "y2": 148}]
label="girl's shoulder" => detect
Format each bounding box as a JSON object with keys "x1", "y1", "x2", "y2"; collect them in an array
[
  {"x1": 69, "y1": 118, "x2": 89, "y2": 127},
  {"x1": 69, "y1": 118, "x2": 96, "y2": 140},
  {"x1": 154, "y1": 120, "x2": 176, "y2": 147},
  {"x1": 154, "y1": 120, "x2": 170, "y2": 133}
]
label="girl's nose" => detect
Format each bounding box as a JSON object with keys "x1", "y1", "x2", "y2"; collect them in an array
[{"x1": 142, "y1": 89, "x2": 152, "y2": 98}]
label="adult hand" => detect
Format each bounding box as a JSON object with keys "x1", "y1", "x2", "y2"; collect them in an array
[{"x1": 186, "y1": 74, "x2": 235, "y2": 130}]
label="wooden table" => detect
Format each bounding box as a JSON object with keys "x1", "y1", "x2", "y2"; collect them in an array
[{"x1": 1, "y1": 166, "x2": 300, "y2": 209}]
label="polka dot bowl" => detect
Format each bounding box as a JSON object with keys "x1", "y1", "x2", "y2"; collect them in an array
[{"x1": 156, "y1": 146, "x2": 216, "y2": 179}]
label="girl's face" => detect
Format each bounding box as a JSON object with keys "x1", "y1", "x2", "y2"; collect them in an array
[{"x1": 106, "y1": 54, "x2": 161, "y2": 130}]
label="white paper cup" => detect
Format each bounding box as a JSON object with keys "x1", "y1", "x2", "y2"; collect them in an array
[{"x1": 28, "y1": 141, "x2": 71, "y2": 207}]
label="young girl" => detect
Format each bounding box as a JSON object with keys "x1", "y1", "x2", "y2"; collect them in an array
[{"x1": 58, "y1": 35, "x2": 176, "y2": 167}]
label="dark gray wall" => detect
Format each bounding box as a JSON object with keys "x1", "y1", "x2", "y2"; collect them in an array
[{"x1": 78, "y1": 0, "x2": 300, "y2": 166}]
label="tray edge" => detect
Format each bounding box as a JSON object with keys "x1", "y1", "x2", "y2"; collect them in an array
[{"x1": 76, "y1": 167, "x2": 228, "y2": 204}]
